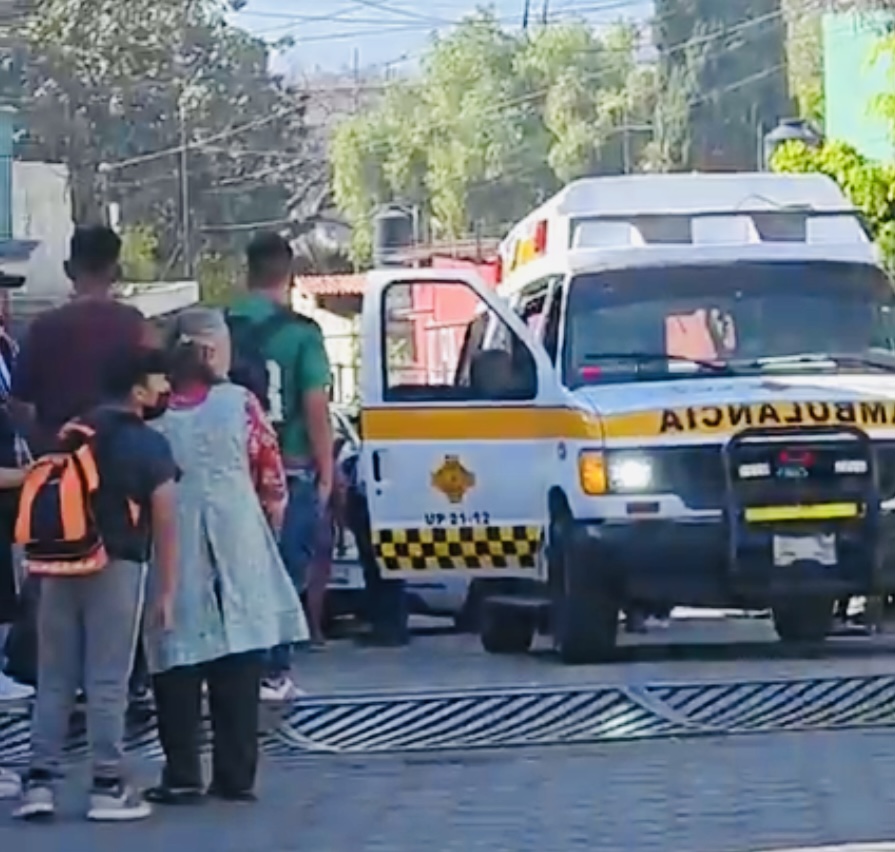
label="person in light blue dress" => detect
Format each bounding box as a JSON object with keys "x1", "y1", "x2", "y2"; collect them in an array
[{"x1": 143, "y1": 307, "x2": 307, "y2": 805}]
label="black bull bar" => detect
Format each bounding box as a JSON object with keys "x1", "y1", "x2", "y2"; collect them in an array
[{"x1": 721, "y1": 425, "x2": 890, "y2": 595}]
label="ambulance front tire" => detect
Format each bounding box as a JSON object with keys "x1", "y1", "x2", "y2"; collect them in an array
[
  {"x1": 772, "y1": 597, "x2": 834, "y2": 643},
  {"x1": 480, "y1": 600, "x2": 535, "y2": 654},
  {"x1": 550, "y1": 513, "x2": 619, "y2": 664}
]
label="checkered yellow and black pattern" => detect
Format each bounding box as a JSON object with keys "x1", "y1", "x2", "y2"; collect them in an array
[{"x1": 372, "y1": 525, "x2": 542, "y2": 572}]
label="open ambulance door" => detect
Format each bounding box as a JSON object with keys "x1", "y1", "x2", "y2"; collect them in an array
[{"x1": 359, "y1": 269, "x2": 564, "y2": 581}]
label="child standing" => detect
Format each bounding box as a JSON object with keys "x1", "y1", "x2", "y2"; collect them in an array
[{"x1": 13, "y1": 347, "x2": 178, "y2": 822}]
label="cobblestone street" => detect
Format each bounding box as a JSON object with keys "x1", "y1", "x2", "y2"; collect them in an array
[{"x1": 2, "y1": 728, "x2": 895, "y2": 852}]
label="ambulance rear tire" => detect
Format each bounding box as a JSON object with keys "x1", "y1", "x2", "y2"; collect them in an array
[
  {"x1": 772, "y1": 597, "x2": 834, "y2": 643},
  {"x1": 551, "y1": 515, "x2": 619, "y2": 664},
  {"x1": 480, "y1": 602, "x2": 535, "y2": 655}
]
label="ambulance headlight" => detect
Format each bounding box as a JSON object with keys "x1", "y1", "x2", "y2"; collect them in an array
[{"x1": 608, "y1": 455, "x2": 654, "y2": 492}]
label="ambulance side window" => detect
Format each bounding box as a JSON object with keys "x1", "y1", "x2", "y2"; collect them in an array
[
  {"x1": 382, "y1": 280, "x2": 537, "y2": 403},
  {"x1": 542, "y1": 285, "x2": 563, "y2": 363},
  {"x1": 515, "y1": 276, "x2": 562, "y2": 361},
  {"x1": 517, "y1": 290, "x2": 547, "y2": 334},
  {"x1": 454, "y1": 312, "x2": 490, "y2": 387}
]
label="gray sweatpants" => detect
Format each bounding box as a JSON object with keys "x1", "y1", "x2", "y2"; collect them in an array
[{"x1": 29, "y1": 560, "x2": 146, "y2": 782}]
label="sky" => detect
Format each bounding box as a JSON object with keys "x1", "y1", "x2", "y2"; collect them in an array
[{"x1": 231, "y1": 0, "x2": 654, "y2": 78}]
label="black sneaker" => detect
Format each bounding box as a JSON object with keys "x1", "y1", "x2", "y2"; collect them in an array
[
  {"x1": 144, "y1": 784, "x2": 205, "y2": 806},
  {"x1": 206, "y1": 783, "x2": 257, "y2": 803}
]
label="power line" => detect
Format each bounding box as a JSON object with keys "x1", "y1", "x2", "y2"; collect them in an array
[
  {"x1": 102, "y1": 2, "x2": 805, "y2": 197},
  {"x1": 199, "y1": 55, "x2": 791, "y2": 236},
  {"x1": 462, "y1": 60, "x2": 791, "y2": 195},
  {"x1": 176, "y1": 5, "x2": 803, "y2": 196},
  {"x1": 334, "y1": 4, "x2": 802, "y2": 158},
  {"x1": 247, "y1": 0, "x2": 654, "y2": 41},
  {"x1": 102, "y1": 102, "x2": 307, "y2": 171}
]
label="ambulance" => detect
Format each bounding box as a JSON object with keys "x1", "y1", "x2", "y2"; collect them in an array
[{"x1": 356, "y1": 172, "x2": 895, "y2": 663}]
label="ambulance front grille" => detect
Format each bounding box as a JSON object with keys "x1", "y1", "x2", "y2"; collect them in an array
[{"x1": 645, "y1": 441, "x2": 895, "y2": 510}]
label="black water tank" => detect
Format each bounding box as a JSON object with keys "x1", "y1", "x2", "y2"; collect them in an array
[{"x1": 373, "y1": 206, "x2": 414, "y2": 266}]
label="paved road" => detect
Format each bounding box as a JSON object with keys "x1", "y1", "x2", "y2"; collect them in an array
[
  {"x1": 2, "y1": 729, "x2": 895, "y2": 851},
  {"x1": 298, "y1": 614, "x2": 895, "y2": 696},
  {"x1": 4, "y1": 615, "x2": 895, "y2": 850}
]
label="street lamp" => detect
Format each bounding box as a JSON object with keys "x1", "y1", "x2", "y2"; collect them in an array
[{"x1": 762, "y1": 118, "x2": 823, "y2": 170}]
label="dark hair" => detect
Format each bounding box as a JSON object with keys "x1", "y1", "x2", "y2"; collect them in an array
[
  {"x1": 68, "y1": 225, "x2": 122, "y2": 276},
  {"x1": 246, "y1": 231, "x2": 293, "y2": 289},
  {"x1": 101, "y1": 346, "x2": 170, "y2": 401}
]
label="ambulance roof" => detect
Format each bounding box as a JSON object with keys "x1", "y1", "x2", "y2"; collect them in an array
[
  {"x1": 531, "y1": 172, "x2": 856, "y2": 223},
  {"x1": 498, "y1": 173, "x2": 876, "y2": 289}
]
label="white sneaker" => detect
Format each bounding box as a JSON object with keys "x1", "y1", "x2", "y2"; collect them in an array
[
  {"x1": 0, "y1": 672, "x2": 34, "y2": 701},
  {"x1": 0, "y1": 767, "x2": 21, "y2": 800},
  {"x1": 260, "y1": 676, "x2": 301, "y2": 702},
  {"x1": 87, "y1": 782, "x2": 152, "y2": 822},
  {"x1": 13, "y1": 781, "x2": 55, "y2": 820}
]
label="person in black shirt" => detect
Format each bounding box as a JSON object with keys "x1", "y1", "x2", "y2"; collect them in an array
[{"x1": 15, "y1": 347, "x2": 178, "y2": 823}]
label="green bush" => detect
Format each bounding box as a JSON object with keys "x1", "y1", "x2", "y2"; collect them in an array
[{"x1": 771, "y1": 139, "x2": 895, "y2": 273}]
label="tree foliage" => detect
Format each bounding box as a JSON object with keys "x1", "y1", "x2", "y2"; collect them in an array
[
  {"x1": 119, "y1": 224, "x2": 160, "y2": 283},
  {"x1": 771, "y1": 139, "x2": 895, "y2": 269},
  {"x1": 782, "y1": 0, "x2": 824, "y2": 125},
  {"x1": 331, "y1": 11, "x2": 656, "y2": 264},
  {"x1": 17, "y1": 0, "x2": 327, "y2": 276},
  {"x1": 654, "y1": 0, "x2": 791, "y2": 171}
]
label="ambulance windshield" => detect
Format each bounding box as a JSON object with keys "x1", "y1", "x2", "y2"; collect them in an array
[{"x1": 564, "y1": 260, "x2": 895, "y2": 386}]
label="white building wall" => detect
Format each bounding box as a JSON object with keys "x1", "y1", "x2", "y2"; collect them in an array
[
  {"x1": 292, "y1": 290, "x2": 358, "y2": 404},
  {"x1": 12, "y1": 161, "x2": 73, "y2": 295}
]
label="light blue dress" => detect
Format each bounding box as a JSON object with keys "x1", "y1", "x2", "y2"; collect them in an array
[{"x1": 144, "y1": 383, "x2": 308, "y2": 674}]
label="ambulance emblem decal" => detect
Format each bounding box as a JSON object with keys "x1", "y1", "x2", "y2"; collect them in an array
[{"x1": 431, "y1": 455, "x2": 475, "y2": 504}]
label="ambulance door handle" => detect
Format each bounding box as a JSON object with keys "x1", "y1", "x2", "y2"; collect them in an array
[{"x1": 372, "y1": 450, "x2": 383, "y2": 482}]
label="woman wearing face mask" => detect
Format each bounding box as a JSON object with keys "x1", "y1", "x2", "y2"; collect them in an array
[{"x1": 143, "y1": 307, "x2": 307, "y2": 806}]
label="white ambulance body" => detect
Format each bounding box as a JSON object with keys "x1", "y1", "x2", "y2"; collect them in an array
[{"x1": 357, "y1": 173, "x2": 895, "y2": 662}]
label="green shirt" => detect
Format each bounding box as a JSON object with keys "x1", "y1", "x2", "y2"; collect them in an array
[{"x1": 228, "y1": 294, "x2": 331, "y2": 459}]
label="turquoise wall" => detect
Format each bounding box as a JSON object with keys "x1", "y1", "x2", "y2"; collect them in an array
[
  {"x1": 824, "y1": 11, "x2": 894, "y2": 163},
  {"x1": 0, "y1": 107, "x2": 14, "y2": 240}
]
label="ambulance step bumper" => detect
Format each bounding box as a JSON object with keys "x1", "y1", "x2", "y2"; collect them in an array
[{"x1": 569, "y1": 513, "x2": 895, "y2": 609}]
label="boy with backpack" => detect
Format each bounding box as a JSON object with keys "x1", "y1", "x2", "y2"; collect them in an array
[
  {"x1": 13, "y1": 346, "x2": 179, "y2": 822},
  {"x1": 226, "y1": 232, "x2": 333, "y2": 700}
]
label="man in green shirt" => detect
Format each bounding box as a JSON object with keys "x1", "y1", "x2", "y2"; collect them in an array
[{"x1": 227, "y1": 232, "x2": 334, "y2": 700}]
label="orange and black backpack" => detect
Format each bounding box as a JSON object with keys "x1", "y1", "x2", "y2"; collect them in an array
[{"x1": 15, "y1": 419, "x2": 113, "y2": 576}]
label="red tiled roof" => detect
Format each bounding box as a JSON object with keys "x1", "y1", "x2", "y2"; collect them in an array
[{"x1": 295, "y1": 274, "x2": 366, "y2": 296}]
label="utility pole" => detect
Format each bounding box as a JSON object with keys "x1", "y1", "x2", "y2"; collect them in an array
[
  {"x1": 178, "y1": 0, "x2": 194, "y2": 279},
  {"x1": 522, "y1": 0, "x2": 530, "y2": 30},
  {"x1": 178, "y1": 95, "x2": 192, "y2": 279},
  {"x1": 622, "y1": 103, "x2": 631, "y2": 175},
  {"x1": 541, "y1": 0, "x2": 549, "y2": 25},
  {"x1": 353, "y1": 48, "x2": 360, "y2": 114}
]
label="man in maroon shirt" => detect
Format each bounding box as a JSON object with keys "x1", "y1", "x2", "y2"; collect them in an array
[
  {"x1": 11, "y1": 225, "x2": 157, "y2": 456},
  {"x1": 8, "y1": 224, "x2": 158, "y2": 704}
]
